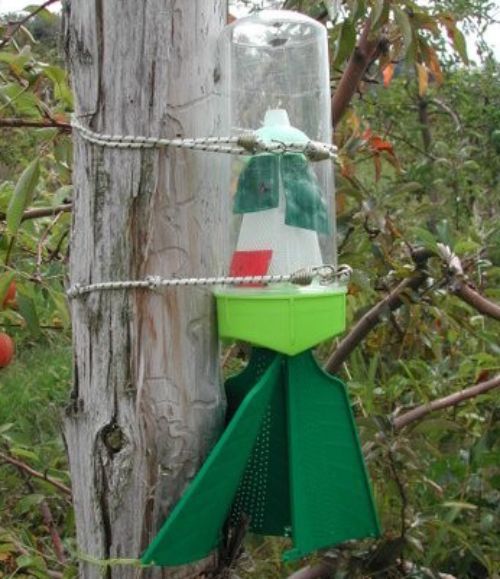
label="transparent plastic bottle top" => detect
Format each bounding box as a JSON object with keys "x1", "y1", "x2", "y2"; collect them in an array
[{"x1": 218, "y1": 10, "x2": 336, "y2": 275}]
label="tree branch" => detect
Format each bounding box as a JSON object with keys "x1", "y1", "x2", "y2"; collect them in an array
[
  {"x1": 392, "y1": 374, "x2": 500, "y2": 430},
  {"x1": 429, "y1": 98, "x2": 462, "y2": 131},
  {"x1": 332, "y1": 17, "x2": 386, "y2": 125},
  {"x1": 22, "y1": 204, "x2": 72, "y2": 222},
  {"x1": 324, "y1": 270, "x2": 428, "y2": 374},
  {"x1": 452, "y1": 281, "x2": 500, "y2": 321},
  {"x1": 40, "y1": 500, "x2": 66, "y2": 564},
  {"x1": 437, "y1": 244, "x2": 500, "y2": 322},
  {"x1": 0, "y1": 450, "x2": 72, "y2": 497},
  {"x1": 0, "y1": 0, "x2": 59, "y2": 50},
  {"x1": 417, "y1": 97, "x2": 432, "y2": 154},
  {"x1": 0, "y1": 203, "x2": 72, "y2": 222},
  {"x1": 324, "y1": 242, "x2": 499, "y2": 376},
  {"x1": 287, "y1": 562, "x2": 332, "y2": 579},
  {"x1": 0, "y1": 117, "x2": 71, "y2": 132}
]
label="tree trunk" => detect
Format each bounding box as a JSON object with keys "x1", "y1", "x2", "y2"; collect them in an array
[{"x1": 64, "y1": 2, "x2": 228, "y2": 577}]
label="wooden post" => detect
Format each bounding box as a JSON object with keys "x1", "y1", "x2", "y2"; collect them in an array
[{"x1": 64, "y1": 2, "x2": 228, "y2": 577}]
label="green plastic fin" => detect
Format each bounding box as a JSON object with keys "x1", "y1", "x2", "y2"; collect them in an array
[
  {"x1": 225, "y1": 348, "x2": 278, "y2": 417},
  {"x1": 141, "y1": 355, "x2": 281, "y2": 567},
  {"x1": 227, "y1": 348, "x2": 291, "y2": 536},
  {"x1": 282, "y1": 153, "x2": 330, "y2": 235},
  {"x1": 233, "y1": 154, "x2": 280, "y2": 214},
  {"x1": 283, "y1": 350, "x2": 381, "y2": 561}
]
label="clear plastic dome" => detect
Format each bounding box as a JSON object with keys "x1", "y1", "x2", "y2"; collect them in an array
[
  {"x1": 218, "y1": 10, "x2": 336, "y2": 280},
  {"x1": 220, "y1": 10, "x2": 332, "y2": 140}
]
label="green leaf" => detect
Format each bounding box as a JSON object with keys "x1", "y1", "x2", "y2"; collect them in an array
[
  {"x1": 454, "y1": 239, "x2": 481, "y2": 254},
  {"x1": 16, "y1": 553, "x2": 48, "y2": 575},
  {"x1": 49, "y1": 289, "x2": 71, "y2": 328},
  {"x1": 334, "y1": 18, "x2": 356, "y2": 66},
  {"x1": 6, "y1": 158, "x2": 40, "y2": 234},
  {"x1": 393, "y1": 6, "x2": 413, "y2": 56},
  {"x1": 350, "y1": 0, "x2": 367, "y2": 23},
  {"x1": 10, "y1": 447, "x2": 38, "y2": 460},
  {"x1": 436, "y1": 219, "x2": 454, "y2": 247},
  {"x1": 0, "y1": 422, "x2": 14, "y2": 435},
  {"x1": 17, "y1": 294, "x2": 41, "y2": 337},
  {"x1": 442, "y1": 501, "x2": 478, "y2": 511},
  {"x1": 397, "y1": 182, "x2": 423, "y2": 194},
  {"x1": 0, "y1": 83, "x2": 41, "y2": 117},
  {"x1": 413, "y1": 418, "x2": 462, "y2": 434},
  {"x1": 371, "y1": 0, "x2": 386, "y2": 28},
  {"x1": 22, "y1": 4, "x2": 58, "y2": 24},
  {"x1": 16, "y1": 494, "x2": 46, "y2": 515},
  {"x1": 54, "y1": 140, "x2": 73, "y2": 168},
  {"x1": 452, "y1": 27, "x2": 469, "y2": 64},
  {"x1": 52, "y1": 184, "x2": 73, "y2": 205},
  {"x1": 410, "y1": 227, "x2": 438, "y2": 250},
  {"x1": 43, "y1": 66, "x2": 73, "y2": 108},
  {"x1": 0, "y1": 51, "x2": 31, "y2": 67}
]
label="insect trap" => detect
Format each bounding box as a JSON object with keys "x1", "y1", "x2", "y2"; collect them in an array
[{"x1": 142, "y1": 9, "x2": 380, "y2": 568}]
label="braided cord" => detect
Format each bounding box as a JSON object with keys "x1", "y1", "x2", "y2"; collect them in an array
[
  {"x1": 67, "y1": 265, "x2": 352, "y2": 298},
  {"x1": 68, "y1": 118, "x2": 346, "y2": 299},
  {"x1": 71, "y1": 117, "x2": 337, "y2": 161}
]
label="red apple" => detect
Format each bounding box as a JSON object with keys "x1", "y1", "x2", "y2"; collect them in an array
[{"x1": 0, "y1": 333, "x2": 14, "y2": 367}]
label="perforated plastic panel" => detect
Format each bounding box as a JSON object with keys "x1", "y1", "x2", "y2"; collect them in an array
[
  {"x1": 226, "y1": 349, "x2": 291, "y2": 536},
  {"x1": 143, "y1": 348, "x2": 380, "y2": 568},
  {"x1": 141, "y1": 353, "x2": 281, "y2": 567},
  {"x1": 227, "y1": 348, "x2": 380, "y2": 561}
]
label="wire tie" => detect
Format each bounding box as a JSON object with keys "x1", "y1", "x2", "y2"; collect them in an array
[
  {"x1": 236, "y1": 133, "x2": 259, "y2": 153},
  {"x1": 67, "y1": 283, "x2": 80, "y2": 298},
  {"x1": 289, "y1": 268, "x2": 314, "y2": 286},
  {"x1": 146, "y1": 275, "x2": 162, "y2": 289}
]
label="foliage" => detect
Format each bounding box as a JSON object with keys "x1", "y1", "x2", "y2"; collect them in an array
[
  {"x1": 0, "y1": 8, "x2": 71, "y2": 342},
  {"x1": 0, "y1": 336, "x2": 75, "y2": 578},
  {"x1": 0, "y1": 8, "x2": 74, "y2": 578},
  {"x1": 0, "y1": 2, "x2": 499, "y2": 579}
]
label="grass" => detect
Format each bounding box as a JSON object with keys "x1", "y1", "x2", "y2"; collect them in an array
[
  {"x1": 0, "y1": 333, "x2": 75, "y2": 578},
  {"x1": 0, "y1": 333, "x2": 72, "y2": 448}
]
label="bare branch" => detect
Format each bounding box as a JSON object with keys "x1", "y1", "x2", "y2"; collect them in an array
[
  {"x1": 287, "y1": 562, "x2": 332, "y2": 579},
  {"x1": 324, "y1": 271, "x2": 428, "y2": 374},
  {"x1": 452, "y1": 281, "x2": 500, "y2": 321},
  {"x1": 393, "y1": 374, "x2": 500, "y2": 430},
  {"x1": 22, "y1": 204, "x2": 72, "y2": 221},
  {"x1": 0, "y1": 450, "x2": 72, "y2": 497},
  {"x1": 0, "y1": 203, "x2": 72, "y2": 222},
  {"x1": 40, "y1": 500, "x2": 66, "y2": 564},
  {"x1": 324, "y1": 241, "x2": 498, "y2": 375},
  {"x1": 429, "y1": 98, "x2": 462, "y2": 131},
  {"x1": 0, "y1": 117, "x2": 71, "y2": 132},
  {"x1": 438, "y1": 244, "x2": 500, "y2": 321},
  {"x1": 332, "y1": 17, "x2": 387, "y2": 125}
]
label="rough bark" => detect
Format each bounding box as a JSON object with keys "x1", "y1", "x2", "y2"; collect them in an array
[{"x1": 65, "y1": 2, "x2": 228, "y2": 577}]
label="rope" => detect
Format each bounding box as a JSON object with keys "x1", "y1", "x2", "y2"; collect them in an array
[
  {"x1": 71, "y1": 117, "x2": 337, "y2": 161},
  {"x1": 67, "y1": 264, "x2": 352, "y2": 298}
]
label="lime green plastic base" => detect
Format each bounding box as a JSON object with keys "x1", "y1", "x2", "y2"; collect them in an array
[{"x1": 215, "y1": 287, "x2": 347, "y2": 355}]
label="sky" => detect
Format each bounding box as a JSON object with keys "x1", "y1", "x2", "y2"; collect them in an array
[{"x1": 1, "y1": 0, "x2": 499, "y2": 63}]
